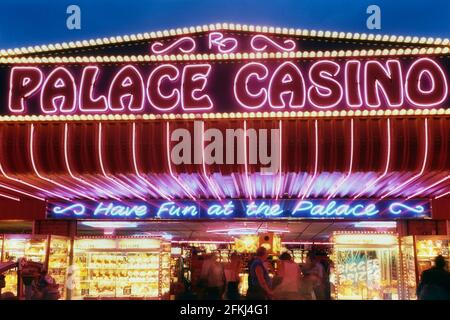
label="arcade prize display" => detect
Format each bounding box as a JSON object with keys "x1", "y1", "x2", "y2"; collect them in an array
[
  {"x1": 0, "y1": 234, "x2": 69, "y2": 297},
  {"x1": 400, "y1": 235, "x2": 450, "y2": 299},
  {"x1": 332, "y1": 232, "x2": 401, "y2": 300},
  {"x1": 71, "y1": 237, "x2": 171, "y2": 299}
]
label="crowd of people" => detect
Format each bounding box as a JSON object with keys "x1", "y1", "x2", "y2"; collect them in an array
[{"x1": 178, "y1": 246, "x2": 331, "y2": 300}]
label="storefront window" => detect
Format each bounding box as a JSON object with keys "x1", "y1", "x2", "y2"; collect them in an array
[{"x1": 333, "y1": 232, "x2": 400, "y2": 300}]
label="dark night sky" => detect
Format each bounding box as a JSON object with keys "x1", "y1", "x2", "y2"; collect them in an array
[{"x1": 0, "y1": 0, "x2": 448, "y2": 48}]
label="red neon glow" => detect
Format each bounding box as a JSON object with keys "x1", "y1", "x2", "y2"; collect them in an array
[
  {"x1": 0, "y1": 181, "x2": 44, "y2": 201},
  {"x1": 165, "y1": 122, "x2": 196, "y2": 200},
  {"x1": 0, "y1": 191, "x2": 20, "y2": 201},
  {"x1": 353, "y1": 118, "x2": 391, "y2": 199},
  {"x1": 30, "y1": 124, "x2": 90, "y2": 200},
  {"x1": 98, "y1": 123, "x2": 147, "y2": 201},
  {"x1": 0, "y1": 125, "x2": 65, "y2": 200},
  {"x1": 200, "y1": 121, "x2": 222, "y2": 200},
  {"x1": 327, "y1": 119, "x2": 354, "y2": 199},
  {"x1": 381, "y1": 118, "x2": 429, "y2": 199},
  {"x1": 131, "y1": 122, "x2": 171, "y2": 200},
  {"x1": 408, "y1": 174, "x2": 450, "y2": 199},
  {"x1": 299, "y1": 120, "x2": 319, "y2": 199},
  {"x1": 63, "y1": 124, "x2": 121, "y2": 200},
  {"x1": 435, "y1": 189, "x2": 450, "y2": 199},
  {"x1": 243, "y1": 120, "x2": 253, "y2": 199},
  {"x1": 275, "y1": 120, "x2": 283, "y2": 200}
]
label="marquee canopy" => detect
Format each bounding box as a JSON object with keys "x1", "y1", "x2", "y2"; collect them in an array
[{"x1": 0, "y1": 23, "x2": 449, "y2": 210}]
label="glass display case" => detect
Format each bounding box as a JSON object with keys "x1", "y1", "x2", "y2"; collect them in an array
[
  {"x1": 0, "y1": 235, "x2": 47, "y2": 296},
  {"x1": 48, "y1": 236, "x2": 70, "y2": 299},
  {"x1": 332, "y1": 232, "x2": 401, "y2": 300},
  {"x1": 400, "y1": 235, "x2": 450, "y2": 299},
  {"x1": 71, "y1": 237, "x2": 170, "y2": 300},
  {"x1": 399, "y1": 236, "x2": 417, "y2": 299},
  {"x1": 0, "y1": 234, "x2": 70, "y2": 298}
]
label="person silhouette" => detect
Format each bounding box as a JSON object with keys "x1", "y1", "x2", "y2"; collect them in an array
[{"x1": 417, "y1": 255, "x2": 450, "y2": 300}]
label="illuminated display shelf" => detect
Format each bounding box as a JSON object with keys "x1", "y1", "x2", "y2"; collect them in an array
[
  {"x1": 72, "y1": 237, "x2": 170, "y2": 300},
  {"x1": 0, "y1": 235, "x2": 71, "y2": 299},
  {"x1": 1, "y1": 236, "x2": 48, "y2": 296},
  {"x1": 332, "y1": 232, "x2": 401, "y2": 300},
  {"x1": 400, "y1": 235, "x2": 450, "y2": 300}
]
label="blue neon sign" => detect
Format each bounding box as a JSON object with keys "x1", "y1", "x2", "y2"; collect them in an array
[{"x1": 47, "y1": 199, "x2": 431, "y2": 220}]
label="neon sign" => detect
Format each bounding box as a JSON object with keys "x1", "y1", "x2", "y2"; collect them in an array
[
  {"x1": 47, "y1": 199, "x2": 431, "y2": 220},
  {"x1": 2, "y1": 56, "x2": 449, "y2": 116}
]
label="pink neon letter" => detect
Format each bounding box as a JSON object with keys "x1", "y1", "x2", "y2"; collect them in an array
[
  {"x1": 181, "y1": 64, "x2": 213, "y2": 111},
  {"x1": 308, "y1": 60, "x2": 343, "y2": 108},
  {"x1": 41, "y1": 67, "x2": 76, "y2": 113},
  {"x1": 79, "y1": 66, "x2": 108, "y2": 112},
  {"x1": 147, "y1": 64, "x2": 180, "y2": 111},
  {"x1": 345, "y1": 60, "x2": 362, "y2": 108},
  {"x1": 234, "y1": 62, "x2": 269, "y2": 109},
  {"x1": 405, "y1": 58, "x2": 448, "y2": 107},
  {"x1": 268, "y1": 61, "x2": 305, "y2": 109},
  {"x1": 365, "y1": 60, "x2": 403, "y2": 108},
  {"x1": 108, "y1": 65, "x2": 144, "y2": 111},
  {"x1": 8, "y1": 67, "x2": 43, "y2": 113}
]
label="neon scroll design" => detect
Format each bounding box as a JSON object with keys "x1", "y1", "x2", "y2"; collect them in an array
[
  {"x1": 250, "y1": 35, "x2": 296, "y2": 52},
  {"x1": 388, "y1": 202, "x2": 425, "y2": 215},
  {"x1": 151, "y1": 37, "x2": 196, "y2": 54},
  {"x1": 52, "y1": 203, "x2": 86, "y2": 216},
  {"x1": 208, "y1": 32, "x2": 238, "y2": 53}
]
